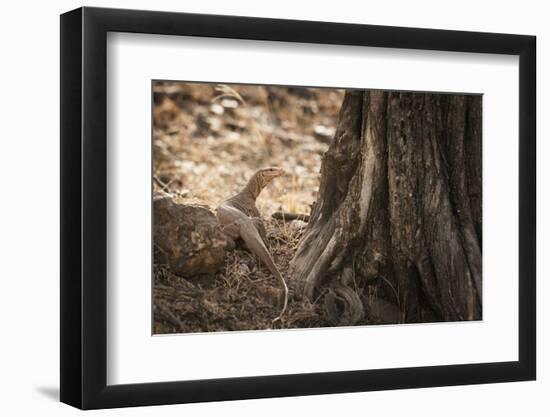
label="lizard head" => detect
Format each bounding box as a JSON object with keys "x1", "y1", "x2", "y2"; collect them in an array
[{"x1": 256, "y1": 167, "x2": 287, "y2": 188}]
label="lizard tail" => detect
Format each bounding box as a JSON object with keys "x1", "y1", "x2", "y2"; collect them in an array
[{"x1": 237, "y1": 219, "x2": 288, "y2": 322}]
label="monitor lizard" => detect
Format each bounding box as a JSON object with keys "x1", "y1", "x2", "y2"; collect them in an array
[{"x1": 216, "y1": 167, "x2": 289, "y2": 322}]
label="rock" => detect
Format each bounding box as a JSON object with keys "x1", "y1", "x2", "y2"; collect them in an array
[
  {"x1": 313, "y1": 124, "x2": 336, "y2": 144},
  {"x1": 289, "y1": 219, "x2": 307, "y2": 232},
  {"x1": 235, "y1": 263, "x2": 250, "y2": 276},
  {"x1": 154, "y1": 196, "x2": 229, "y2": 277},
  {"x1": 209, "y1": 103, "x2": 224, "y2": 115},
  {"x1": 220, "y1": 98, "x2": 239, "y2": 109}
]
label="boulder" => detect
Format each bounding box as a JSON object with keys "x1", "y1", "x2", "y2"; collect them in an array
[{"x1": 154, "y1": 196, "x2": 229, "y2": 277}]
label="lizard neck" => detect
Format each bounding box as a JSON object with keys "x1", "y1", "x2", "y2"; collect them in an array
[{"x1": 241, "y1": 174, "x2": 263, "y2": 200}]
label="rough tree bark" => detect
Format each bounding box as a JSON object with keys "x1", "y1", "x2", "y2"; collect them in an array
[{"x1": 289, "y1": 90, "x2": 482, "y2": 324}]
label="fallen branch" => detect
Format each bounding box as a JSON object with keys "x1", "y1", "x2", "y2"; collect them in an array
[{"x1": 272, "y1": 211, "x2": 310, "y2": 222}]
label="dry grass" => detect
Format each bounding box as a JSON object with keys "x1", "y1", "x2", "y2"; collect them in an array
[
  {"x1": 154, "y1": 217, "x2": 327, "y2": 333},
  {"x1": 152, "y1": 81, "x2": 347, "y2": 333}
]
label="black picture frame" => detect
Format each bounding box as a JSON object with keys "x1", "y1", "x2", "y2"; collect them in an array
[{"x1": 60, "y1": 6, "x2": 536, "y2": 410}]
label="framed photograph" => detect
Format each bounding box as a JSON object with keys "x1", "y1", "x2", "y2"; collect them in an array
[{"x1": 60, "y1": 6, "x2": 536, "y2": 409}]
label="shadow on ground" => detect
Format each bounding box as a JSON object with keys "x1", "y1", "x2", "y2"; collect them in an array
[{"x1": 36, "y1": 386, "x2": 59, "y2": 401}]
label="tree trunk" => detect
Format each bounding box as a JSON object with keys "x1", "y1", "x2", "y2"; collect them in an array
[{"x1": 289, "y1": 90, "x2": 482, "y2": 324}]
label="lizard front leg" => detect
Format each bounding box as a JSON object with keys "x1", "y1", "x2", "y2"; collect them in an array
[
  {"x1": 217, "y1": 204, "x2": 288, "y2": 321},
  {"x1": 235, "y1": 218, "x2": 288, "y2": 322},
  {"x1": 250, "y1": 217, "x2": 268, "y2": 244}
]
